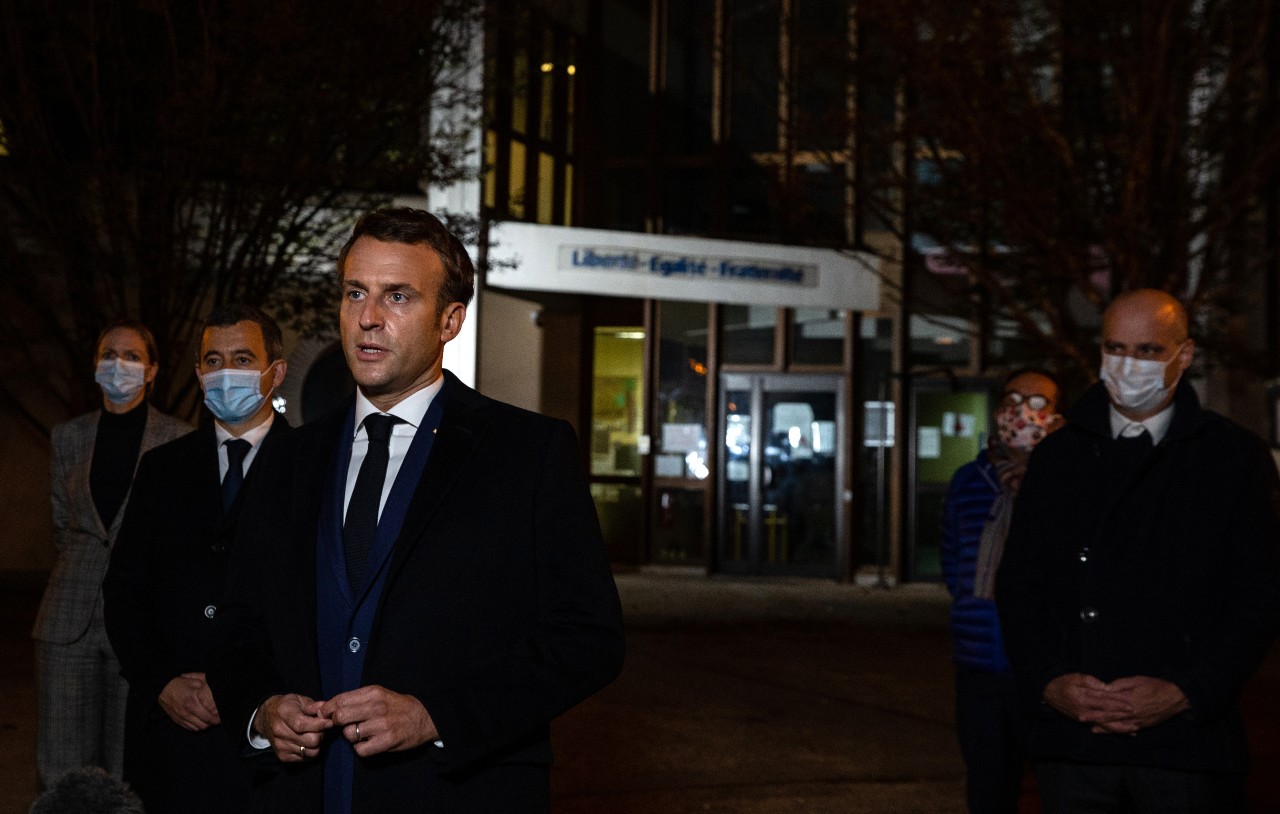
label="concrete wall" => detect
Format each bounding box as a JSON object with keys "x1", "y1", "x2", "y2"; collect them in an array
[
  {"x1": 477, "y1": 289, "x2": 546, "y2": 411},
  {"x1": 477, "y1": 288, "x2": 584, "y2": 437}
]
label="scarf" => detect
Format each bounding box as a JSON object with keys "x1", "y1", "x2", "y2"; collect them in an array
[{"x1": 971, "y1": 439, "x2": 1030, "y2": 600}]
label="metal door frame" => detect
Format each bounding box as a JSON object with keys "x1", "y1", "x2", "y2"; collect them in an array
[
  {"x1": 717, "y1": 372, "x2": 846, "y2": 577},
  {"x1": 905, "y1": 375, "x2": 997, "y2": 581}
]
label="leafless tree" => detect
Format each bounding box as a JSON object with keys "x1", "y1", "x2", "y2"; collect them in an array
[
  {"x1": 0, "y1": 0, "x2": 483, "y2": 430},
  {"x1": 732, "y1": 0, "x2": 1280, "y2": 389},
  {"x1": 850, "y1": 0, "x2": 1279, "y2": 383}
]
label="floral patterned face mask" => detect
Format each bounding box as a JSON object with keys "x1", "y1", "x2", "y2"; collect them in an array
[{"x1": 995, "y1": 394, "x2": 1059, "y2": 451}]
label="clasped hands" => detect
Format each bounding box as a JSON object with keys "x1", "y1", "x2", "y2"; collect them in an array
[
  {"x1": 1044, "y1": 673, "x2": 1190, "y2": 735},
  {"x1": 253, "y1": 685, "x2": 438, "y2": 763}
]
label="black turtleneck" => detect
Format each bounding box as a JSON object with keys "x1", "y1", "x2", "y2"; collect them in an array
[{"x1": 90, "y1": 402, "x2": 148, "y2": 530}]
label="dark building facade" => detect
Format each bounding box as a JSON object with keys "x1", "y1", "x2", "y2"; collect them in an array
[{"x1": 473, "y1": 0, "x2": 922, "y2": 582}]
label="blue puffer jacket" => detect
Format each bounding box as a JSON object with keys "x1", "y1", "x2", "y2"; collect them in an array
[{"x1": 941, "y1": 451, "x2": 1011, "y2": 674}]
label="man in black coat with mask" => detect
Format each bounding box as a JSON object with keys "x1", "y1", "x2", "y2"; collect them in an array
[
  {"x1": 996, "y1": 288, "x2": 1280, "y2": 813},
  {"x1": 104, "y1": 304, "x2": 290, "y2": 814}
]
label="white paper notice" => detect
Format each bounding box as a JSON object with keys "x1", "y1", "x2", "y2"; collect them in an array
[{"x1": 917, "y1": 426, "x2": 942, "y2": 459}]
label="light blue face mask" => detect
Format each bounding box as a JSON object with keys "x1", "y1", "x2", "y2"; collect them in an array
[
  {"x1": 95, "y1": 358, "x2": 148, "y2": 404},
  {"x1": 201, "y1": 366, "x2": 273, "y2": 425}
]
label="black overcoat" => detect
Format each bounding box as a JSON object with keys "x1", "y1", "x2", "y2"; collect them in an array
[
  {"x1": 207, "y1": 371, "x2": 625, "y2": 813},
  {"x1": 105, "y1": 414, "x2": 291, "y2": 812},
  {"x1": 996, "y1": 381, "x2": 1280, "y2": 772}
]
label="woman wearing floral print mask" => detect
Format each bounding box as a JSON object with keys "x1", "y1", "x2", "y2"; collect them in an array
[
  {"x1": 996, "y1": 388, "x2": 1062, "y2": 453},
  {"x1": 941, "y1": 367, "x2": 1062, "y2": 814}
]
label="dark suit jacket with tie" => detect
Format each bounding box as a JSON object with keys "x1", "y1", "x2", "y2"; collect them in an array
[
  {"x1": 207, "y1": 372, "x2": 625, "y2": 813},
  {"x1": 104, "y1": 414, "x2": 291, "y2": 813}
]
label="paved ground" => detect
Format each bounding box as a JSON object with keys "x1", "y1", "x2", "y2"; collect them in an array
[
  {"x1": 2, "y1": 570, "x2": 1277, "y2": 813},
  {"x1": 553, "y1": 578, "x2": 966, "y2": 813}
]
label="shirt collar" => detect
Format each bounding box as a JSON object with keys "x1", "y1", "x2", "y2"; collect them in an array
[
  {"x1": 214, "y1": 411, "x2": 276, "y2": 449},
  {"x1": 354, "y1": 377, "x2": 444, "y2": 438},
  {"x1": 1109, "y1": 401, "x2": 1175, "y2": 445}
]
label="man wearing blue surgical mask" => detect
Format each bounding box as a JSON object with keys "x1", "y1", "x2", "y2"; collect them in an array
[
  {"x1": 103, "y1": 304, "x2": 291, "y2": 814},
  {"x1": 996, "y1": 289, "x2": 1280, "y2": 813}
]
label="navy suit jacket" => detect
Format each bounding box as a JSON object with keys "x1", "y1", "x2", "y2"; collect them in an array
[{"x1": 208, "y1": 371, "x2": 625, "y2": 813}]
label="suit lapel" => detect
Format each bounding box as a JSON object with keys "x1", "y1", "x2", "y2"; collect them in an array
[
  {"x1": 385, "y1": 382, "x2": 487, "y2": 579},
  {"x1": 195, "y1": 423, "x2": 228, "y2": 535},
  {"x1": 219, "y1": 414, "x2": 292, "y2": 525},
  {"x1": 139, "y1": 404, "x2": 172, "y2": 450},
  {"x1": 294, "y1": 413, "x2": 347, "y2": 648},
  {"x1": 71, "y1": 412, "x2": 112, "y2": 540},
  {"x1": 103, "y1": 406, "x2": 172, "y2": 537}
]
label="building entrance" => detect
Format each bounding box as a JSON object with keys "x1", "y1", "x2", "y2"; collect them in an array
[
  {"x1": 717, "y1": 373, "x2": 845, "y2": 578},
  {"x1": 588, "y1": 323, "x2": 646, "y2": 566},
  {"x1": 907, "y1": 379, "x2": 993, "y2": 581}
]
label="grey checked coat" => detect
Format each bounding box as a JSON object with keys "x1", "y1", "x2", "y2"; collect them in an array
[{"x1": 34, "y1": 407, "x2": 190, "y2": 644}]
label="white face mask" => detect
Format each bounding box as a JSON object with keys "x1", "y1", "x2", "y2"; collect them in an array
[
  {"x1": 201, "y1": 367, "x2": 272, "y2": 425},
  {"x1": 95, "y1": 358, "x2": 148, "y2": 404},
  {"x1": 1100, "y1": 352, "x2": 1183, "y2": 415}
]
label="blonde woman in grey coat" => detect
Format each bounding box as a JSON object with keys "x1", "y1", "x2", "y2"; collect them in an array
[{"x1": 32, "y1": 321, "x2": 189, "y2": 789}]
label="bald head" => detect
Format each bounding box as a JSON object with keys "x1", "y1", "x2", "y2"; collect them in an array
[
  {"x1": 1103, "y1": 289, "x2": 1188, "y2": 343},
  {"x1": 1100, "y1": 288, "x2": 1194, "y2": 420}
]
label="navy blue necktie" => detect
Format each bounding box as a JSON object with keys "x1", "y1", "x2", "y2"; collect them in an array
[
  {"x1": 222, "y1": 439, "x2": 252, "y2": 513},
  {"x1": 344, "y1": 415, "x2": 400, "y2": 590}
]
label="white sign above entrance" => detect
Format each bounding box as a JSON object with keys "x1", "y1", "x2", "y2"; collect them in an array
[{"x1": 486, "y1": 222, "x2": 880, "y2": 311}]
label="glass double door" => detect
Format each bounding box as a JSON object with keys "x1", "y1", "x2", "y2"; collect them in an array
[{"x1": 718, "y1": 374, "x2": 845, "y2": 578}]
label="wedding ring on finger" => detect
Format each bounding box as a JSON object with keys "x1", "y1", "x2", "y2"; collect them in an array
[
  {"x1": 355, "y1": 723, "x2": 362, "y2": 741},
  {"x1": 299, "y1": 744, "x2": 306, "y2": 758}
]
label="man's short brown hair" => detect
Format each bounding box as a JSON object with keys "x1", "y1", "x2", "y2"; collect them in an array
[
  {"x1": 336, "y1": 208, "x2": 475, "y2": 313},
  {"x1": 199, "y1": 303, "x2": 285, "y2": 362}
]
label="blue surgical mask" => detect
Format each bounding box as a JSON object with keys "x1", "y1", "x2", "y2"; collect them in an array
[
  {"x1": 95, "y1": 358, "x2": 148, "y2": 404},
  {"x1": 201, "y1": 366, "x2": 273, "y2": 425}
]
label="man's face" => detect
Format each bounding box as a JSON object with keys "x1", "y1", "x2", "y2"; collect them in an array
[
  {"x1": 1101, "y1": 297, "x2": 1193, "y2": 391},
  {"x1": 339, "y1": 237, "x2": 466, "y2": 411},
  {"x1": 196, "y1": 320, "x2": 283, "y2": 400}
]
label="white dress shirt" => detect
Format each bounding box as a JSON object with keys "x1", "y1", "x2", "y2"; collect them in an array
[
  {"x1": 214, "y1": 412, "x2": 276, "y2": 480},
  {"x1": 1109, "y1": 401, "x2": 1175, "y2": 444},
  {"x1": 344, "y1": 378, "x2": 443, "y2": 521}
]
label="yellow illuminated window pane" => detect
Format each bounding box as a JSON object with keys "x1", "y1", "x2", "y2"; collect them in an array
[
  {"x1": 563, "y1": 162, "x2": 573, "y2": 225},
  {"x1": 590, "y1": 327, "x2": 646, "y2": 477},
  {"x1": 512, "y1": 48, "x2": 528, "y2": 136},
  {"x1": 509, "y1": 140, "x2": 526, "y2": 219},
  {"x1": 483, "y1": 131, "x2": 498, "y2": 209},
  {"x1": 538, "y1": 153, "x2": 555, "y2": 224}
]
